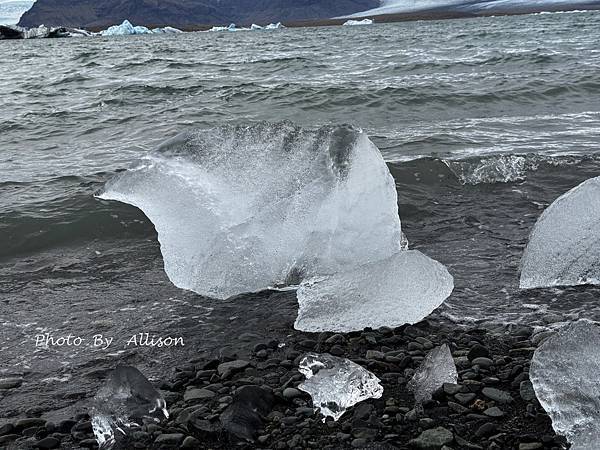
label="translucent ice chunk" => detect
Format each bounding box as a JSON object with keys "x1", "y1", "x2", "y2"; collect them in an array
[
  {"x1": 298, "y1": 353, "x2": 383, "y2": 421},
  {"x1": 520, "y1": 176, "x2": 600, "y2": 289},
  {"x1": 407, "y1": 344, "x2": 458, "y2": 404},
  {"x1": 295, "y1": 250, "x2": 454, "y2": 332},
  {"x1": 91, "y1": 365, "x2": 168, "y2": 449},
  {"x1": 99, "y1": 123, "x2": 402, "y2": 299},
  {"x1": 530, "y1": 320, "x2": 600, "y2": 449}
]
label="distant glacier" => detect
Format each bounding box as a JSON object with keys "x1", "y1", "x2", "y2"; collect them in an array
[
  {"x1": 0, "y1": 0, "x2": 33, "y2": 24},
  {"x1": 345, "y1": 0, "x2": 600, "y2": 18}
]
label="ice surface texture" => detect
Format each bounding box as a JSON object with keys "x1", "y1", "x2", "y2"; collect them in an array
[
  {"x1": 100, "y1": 123, "x2": 402, "y2": 299},
  {"x1": 100, "y1": 122, "x2": 453, "y2": 330},
  {"x1": 91, "y1": 365, "x2": 168, "y2": 449},
  {"x1": 530, "y1": 320, "x2": 600, "y2": 449},
  {"x1": 295, "y1": 251, "x2": 453, "y2": 332},
  {"x1": 520, "y1": 176, "x2": 600, "y2": 289},
  {"x1": 298, "y1": 353, "x2": 383, "y2": 421},
  {"x1": 407, "y1": 344, "x2": 458, "y2": 404}
]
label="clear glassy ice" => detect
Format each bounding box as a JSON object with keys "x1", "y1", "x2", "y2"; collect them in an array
[
  {"x1": 295, "y1": 251, "x2": 454, "y2": 332},
  {"x1": 298, "y1": 353, "x2": 383, "y2": 421},
  {"x1": 521, "y1": 176, "x2": 600, "y2": 289},
  {"x1": 91, "y1": 365, "x2": 168, "y2": 449},
  {"x1": 100, "y1": 122, "x2": 453, "y2": 330},
  {"x1": 530, "y1": 320, "x2": 600, "y2": 450},
  {"x1": 407, "y1": 344, "x2": 458, "y2": 404}
]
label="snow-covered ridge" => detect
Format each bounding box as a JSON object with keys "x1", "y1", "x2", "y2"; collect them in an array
[{"x1": 345, "y1": 0, "x2": 600, "y2": 18}]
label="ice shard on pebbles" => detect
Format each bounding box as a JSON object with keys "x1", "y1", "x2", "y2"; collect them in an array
[
  {"x1": 520, "y1": 176, "x2": 600, "y2": 289},
  {"x1": 91, "y1": 365, "x2": 168, "y2": 449},
  {"x1": 407, "y1": 344, "x2": 458, "y2": 404},
  {"x1": 298, "y1": 353, "x2": 383, "y2": 421},
  {"x1": 530, "y1": 320, "x2": 600, "y2": 450},
  {"x1": 100, "y1": 122, "x2": 453, "y2": 330}
]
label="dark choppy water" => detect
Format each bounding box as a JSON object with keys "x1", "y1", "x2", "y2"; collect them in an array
[{"x1": 2, "y1": 10, "x2": 600, "y2": 416}]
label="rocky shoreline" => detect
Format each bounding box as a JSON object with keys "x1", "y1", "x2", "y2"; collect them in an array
[{"x1": 0, "y1": 320, "x2": 565, "y2": 450}]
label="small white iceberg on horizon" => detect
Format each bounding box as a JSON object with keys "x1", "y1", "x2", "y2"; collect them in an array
[
  {"x1": 343, "y1": 19, "x2": 374, "y2": 25},
  {"x1": 207, "y1": 22, "x2": 284, "y2": 32}
]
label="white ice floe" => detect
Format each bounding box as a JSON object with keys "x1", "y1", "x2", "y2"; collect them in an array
[
  {"x1": 407, "y1": 344, "x2": 458, "y2": 404},
  {"x1": 530, "y1": 320, "x2": 600, "y2": 449},
  {"x1": 207, "y1": 22, "x2": 284, "y2": 32},
  {"x1": 91, "y1": 365, "x2": 168, "y2": 449},
  {"x1": 520, "y1": 176, "x2": 600, "y2": 289},
  {"x1": 100, "y1": 122, "x2": 453, "y2": 330},
  {"x1": 100, "y1": 20, "x2": 182, "y2": 36},
  {"x1": 265, "y1": 22, "x2": 284, "y2": 29},
  {"x1": 151, "y1": 26, "x2": 183, "y2": 34},
  {"x1": 343, "y1": 19, "x2": 374, "y2": 25},
  {"x1": 298, "y1": 353, "x2": 383, "y2": 421}
]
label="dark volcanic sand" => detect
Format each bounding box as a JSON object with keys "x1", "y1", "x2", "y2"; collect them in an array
[{"x1": 0, "y1": 320, "x2": 565, "y2": 449}]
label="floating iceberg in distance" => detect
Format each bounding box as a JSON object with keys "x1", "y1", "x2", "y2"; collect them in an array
[
  {"x1": 265, "y1": 22, "x2": 284, "y2": 29},
  {"x1": 100, "y1": 20, "x2": 181, "y2": 36},
  {"x1": 100, "y1": 20, "x2": 145, "y2": 36},
  {"x1": 151, "y1": 26, "x2": 183, "y2": 34},
  {"x1": 295, "y1": 250, "x2": 454, "y2": 332},
  {"x1": 343, "y1": 19, "x2": 374, "y2": 25},
  {"x1": 298, "y1": 353, "x2": 383, "y2": 421},
  {"x1": 99, "y1": 122, "x2": 403, "y2": 299},
  {"x1": 530, "y1": 320, "x2": 600, "y2": 449},
  {"x1": 91, "y1": 365, "x2": 168, "y2": 449},
  {"x1": 208, "y1": 22, "x2": 283, "y2": 32},
  {"x1": 407, "y1": 344, "x2": 458, "y2": 404},
  {"x1": 208, "y1": 23, "x2": 239, "y2": 32},
  {"x1": 520, "y1": 176, "x2": 600, "y2": 289}
]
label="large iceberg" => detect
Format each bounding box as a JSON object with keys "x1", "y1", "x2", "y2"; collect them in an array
[
  {"x1": 298, "y1": 353, "x2": 383, "y2": 421},
  {"x1": 530, "y1": 320, "x2": 600, "y2": 449},
  {"x1": 520, "y1": 176, "x2": 600, "y2": 289},
  {"x1": 91, "y1": 365, "x2": 168, "y2": 449},
  {"x1": 99, "y1": 122, "x2": 453, "y2": 330},
  {"x1": 407, "y1": 344, "x2": 458, "y2": 404}
]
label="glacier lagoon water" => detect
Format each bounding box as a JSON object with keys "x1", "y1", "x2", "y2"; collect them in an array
[{"x1": 3, "y1": 10, "x2": 600, "y2": 415}]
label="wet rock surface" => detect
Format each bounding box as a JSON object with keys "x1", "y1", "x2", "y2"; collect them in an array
[{"x1": 0, "y1": 321, "x2": 565, "y2": 449}]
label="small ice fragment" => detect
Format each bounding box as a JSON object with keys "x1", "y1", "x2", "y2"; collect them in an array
[
  {"x1": 520, "y1": 176, "x2": 600, "y2": 289},
  {"x1": 91, "y1": 365, "x2": 168, "y2": 449},
  {"x1": 407, "y1": 344, "x2": 458, "y2": 404},
  {"x1": 530, "y1": 320, "x2": 600, "y2": 449},
  {"x1": 295, "y1": 250, "x2": 454, "y2": 332},
  {"x1": 298, "y1": 353, "x2": 383, "y2": 421}
]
